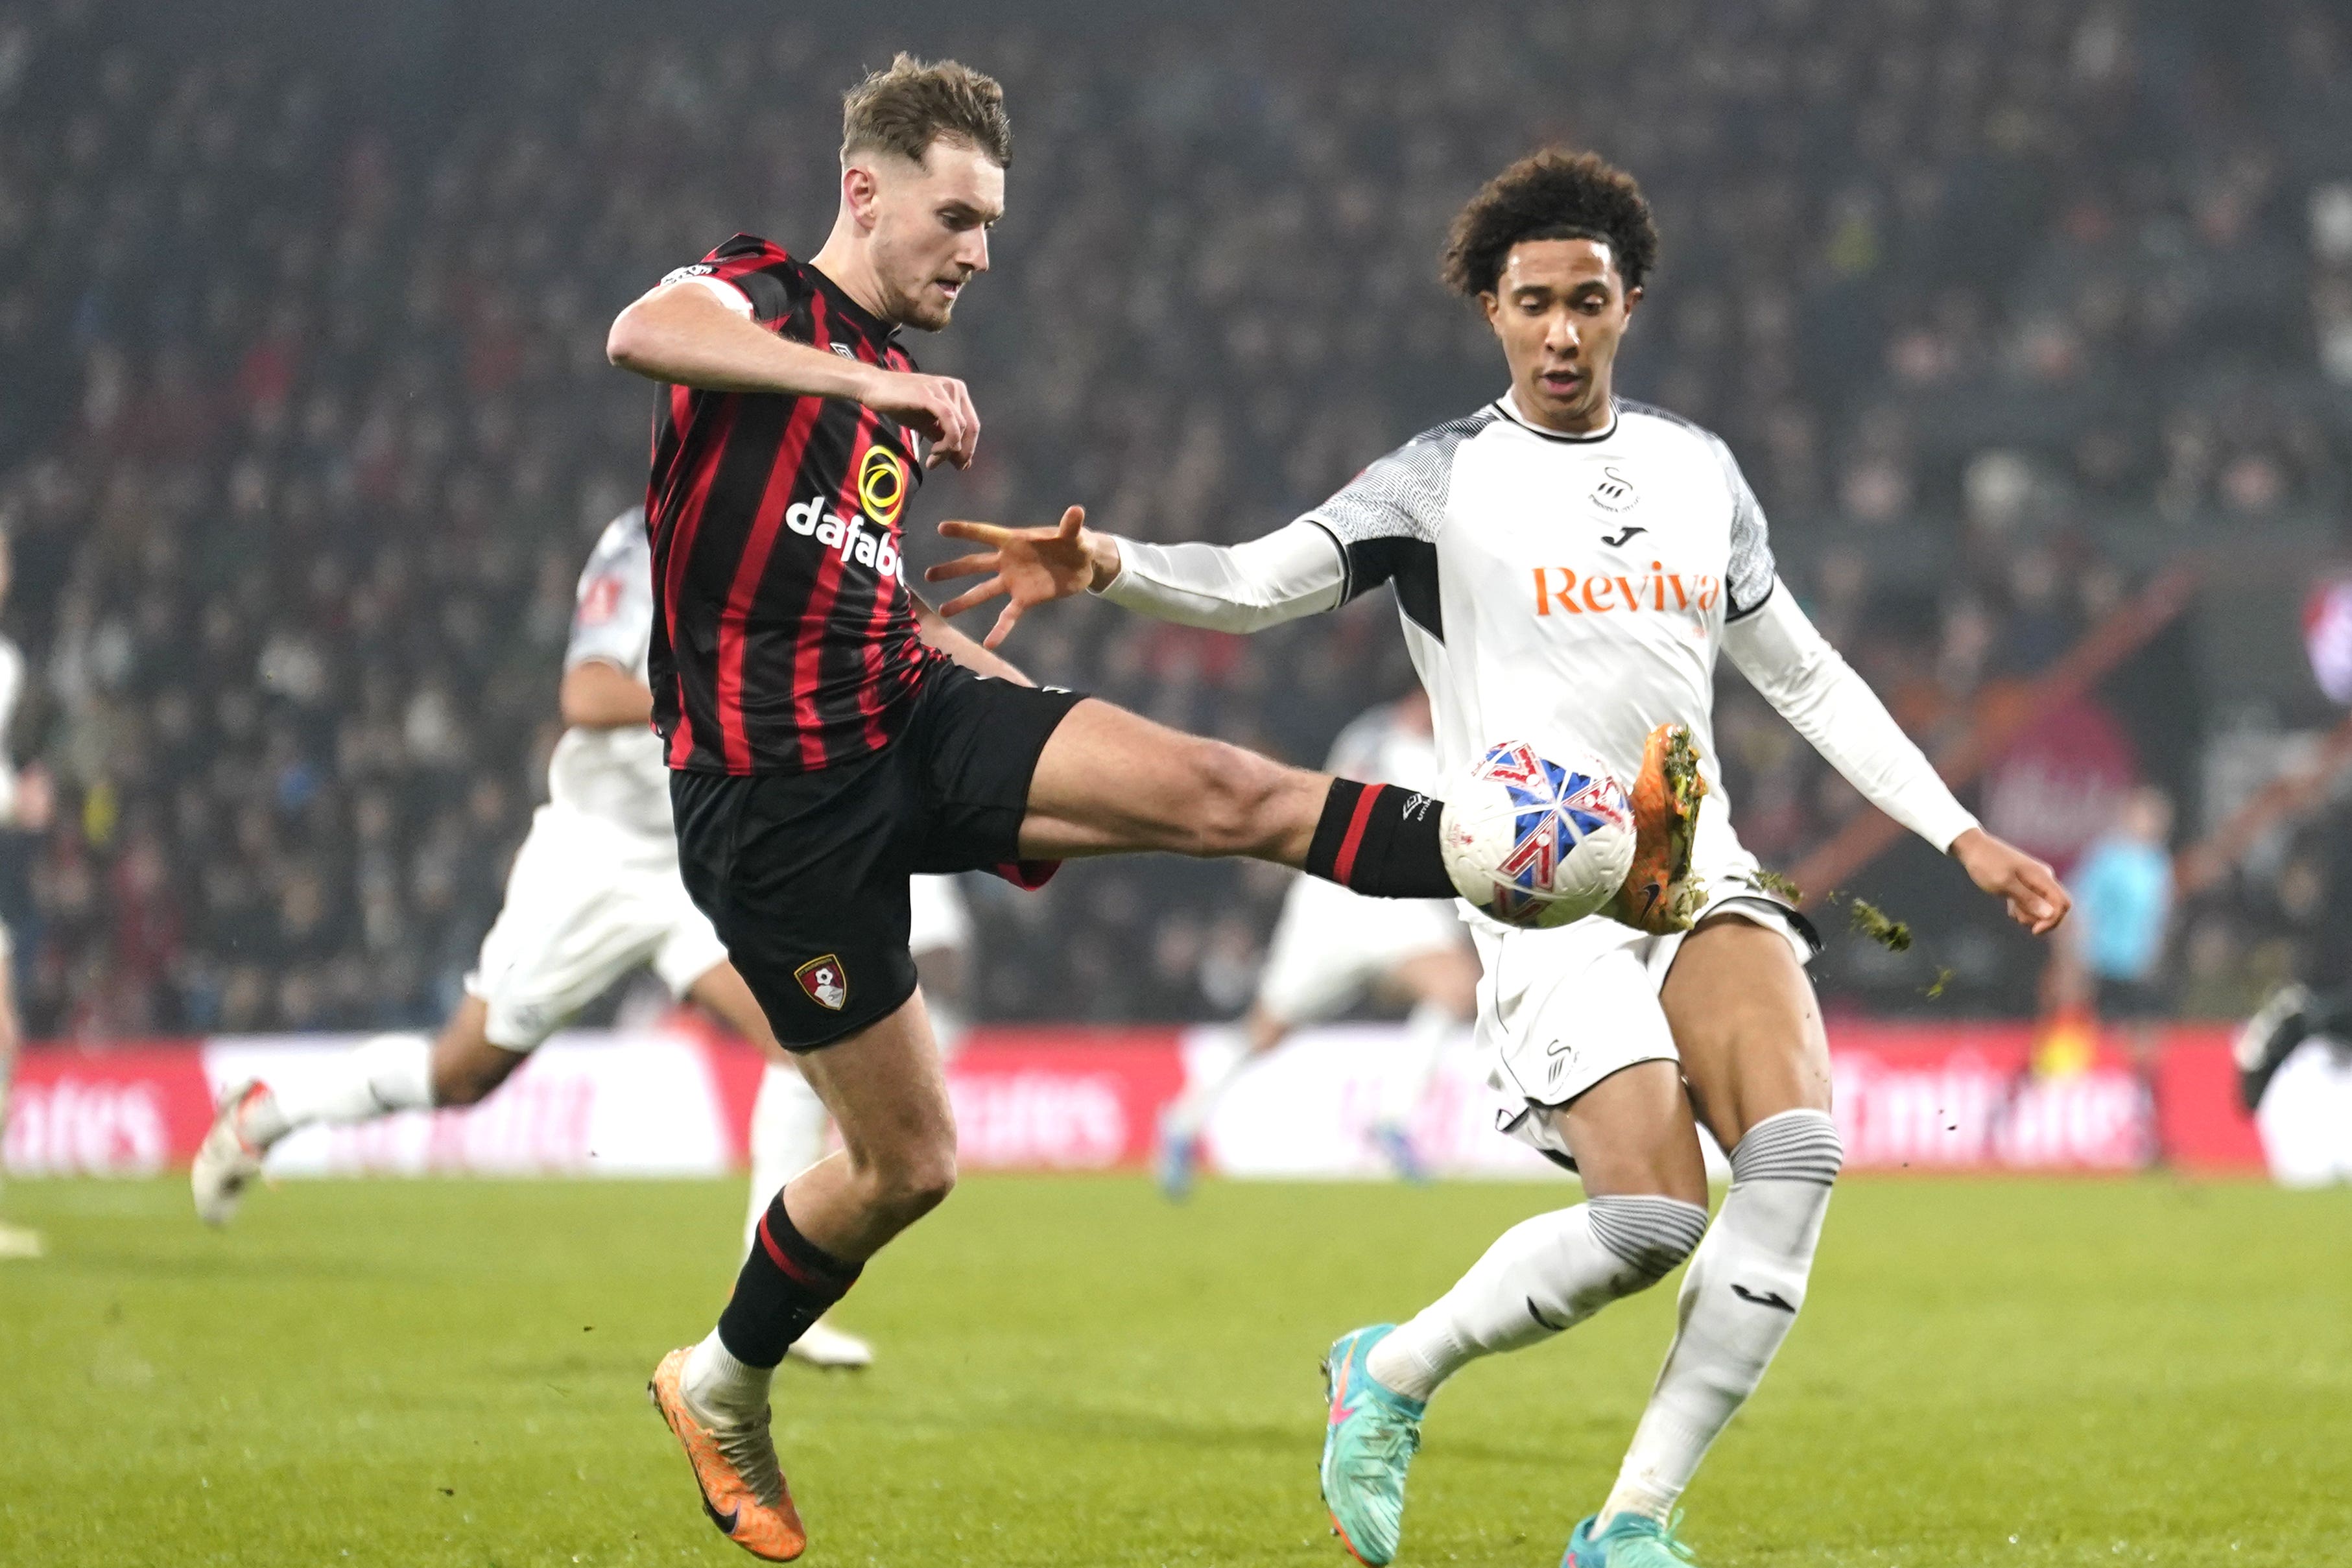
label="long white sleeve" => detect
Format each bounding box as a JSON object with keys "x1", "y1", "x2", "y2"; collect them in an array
[
  {"x1": 1093, "y1": 520, "x2": 1346, "y2": 632},
  {"x1": 1722, "y1": 580, "x2": 1979, "y2": 853}
]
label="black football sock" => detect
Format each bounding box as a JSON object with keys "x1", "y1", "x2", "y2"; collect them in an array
[
  {"x1": 717, "y1": 1191, "x2": 862, "y2": 1369},
  {"x1": 1305, "y1": 778, "x2": 1457, "y2": 899}
]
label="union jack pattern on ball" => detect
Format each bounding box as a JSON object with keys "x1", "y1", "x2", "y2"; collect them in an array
[{"x1": 1471, "y1": 741, "x2": 1633, "y2": 923}]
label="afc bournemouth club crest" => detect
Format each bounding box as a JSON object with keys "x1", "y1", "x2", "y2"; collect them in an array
[{"x1": 795, "y1": 954, "x2": 849, "y2": 1011}]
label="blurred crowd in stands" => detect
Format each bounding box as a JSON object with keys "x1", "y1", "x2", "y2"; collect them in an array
[{"x1": 1, "y1": 0, "x2": 2349, "y2": 1037}]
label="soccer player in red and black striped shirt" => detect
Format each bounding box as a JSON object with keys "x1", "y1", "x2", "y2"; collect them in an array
[{"x1": 610, "y1": 55, "x2": 1471, "y2": 1560}]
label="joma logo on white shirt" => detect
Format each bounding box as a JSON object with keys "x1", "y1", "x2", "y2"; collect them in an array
[{"x1": 785, "y1": 497, "x2": 903, "y2": 579}]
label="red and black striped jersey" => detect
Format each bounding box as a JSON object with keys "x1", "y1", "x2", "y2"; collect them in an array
[{"x1": 643, "y1": 234, "x2": 946, "y2": 774}]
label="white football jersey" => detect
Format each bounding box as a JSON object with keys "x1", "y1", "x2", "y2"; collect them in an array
[
  {"x1": 1100, "y1": 392, "x2": 1976, "y2": 891},
  {"x1": 1303, "y1": 398, "x2": 1772, "y2": 806},
  {"x1": 1322, "y1": 701, "x2": 1439, "y2": 795},
  {"x1": 545, "y1": 509, "x2": 674, "y2": 845}
]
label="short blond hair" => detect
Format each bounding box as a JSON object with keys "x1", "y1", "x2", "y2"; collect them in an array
[{"x1": 841, "y1": 53, "x2": 1011, "y2": 168}]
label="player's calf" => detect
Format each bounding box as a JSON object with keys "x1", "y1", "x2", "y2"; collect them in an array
[{"x1": 427, "y1": 1005, "x2": 530, "y2": 1106}]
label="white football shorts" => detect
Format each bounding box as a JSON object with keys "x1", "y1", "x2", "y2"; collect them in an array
[
  {"x1": 908, "y1": 873, "x2": 972, "y2": 958},
  {"x1": 465, "y1": 803, "x2": 730, "y2": 1052},
  {"x1": 1256, "y1": 872, "x2": 1468, "y2": 1026},
  {"x1": 1476, "y1": 794, "x2": 1816, "y2": 1166}
]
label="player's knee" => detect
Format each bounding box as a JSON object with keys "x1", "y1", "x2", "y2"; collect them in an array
[
  {"x1": 1184, "y1": 741, "x2": 1287, "y2": 857},
  {"x1": 862, "y1": 1141, "x2": 958, "y2": 1228},
  {"x1": 1588, "y1": 1193, "x2": 1710, "y2": 1292},
  {"x1": 1726, "y1": 1107, "x2": 1844, "y2": 1187},
  {"x1": 875, "y1": 1163, "x2": 956, "y2": 1228}
]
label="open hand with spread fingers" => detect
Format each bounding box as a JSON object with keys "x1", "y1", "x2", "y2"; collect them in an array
[
  {"x1": 1951, "y1": 827, "x2": 2071, "y2": 936},
  {"x1": 926, "y1": 506, "x2": 1115, "y2": 648}
]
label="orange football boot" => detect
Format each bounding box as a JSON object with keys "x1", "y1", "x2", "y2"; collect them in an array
[
  {"x1": 648, "y1": 1346, "x2": 807, "y2": 1562},
  {"x1": 1608, "y1": 721, "x2": 1707, "y2": 934}
]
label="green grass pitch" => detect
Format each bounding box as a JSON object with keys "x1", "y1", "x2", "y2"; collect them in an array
[{"x1": 1, "y1": 1173, "x2": 2346, "y2": 1567}]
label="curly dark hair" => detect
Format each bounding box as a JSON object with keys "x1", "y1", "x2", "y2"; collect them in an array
[{"x1": 1440, "y1": 148, "x2": 1658, "y2": 298}]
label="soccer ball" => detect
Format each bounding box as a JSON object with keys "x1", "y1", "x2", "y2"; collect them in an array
[{"x1": 1440, "y1": 741, "x2": 1636, "y2": 928}]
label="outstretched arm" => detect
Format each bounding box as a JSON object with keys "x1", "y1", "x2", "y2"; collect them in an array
[
  {"x1": 912, "y1": 593, "x2": 1034, "y2": 685},
  {"x1": 606, "y1": 277, "x2": 980, "y2": 468},
  {"x1": 1724, "y1": 581, "x2": 2070, "y2": 934},
  {"x1": 925, "y1": 506, "x2": 1345, "y2": 648}
]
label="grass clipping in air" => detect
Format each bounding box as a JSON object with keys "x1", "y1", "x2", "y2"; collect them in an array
[
  {"x1": 1748, "y1": 866, "x2": 1919, "y2": 959},
  {"x1": 1846, "y1": 896, "x2": 1913, "y2": 952}
]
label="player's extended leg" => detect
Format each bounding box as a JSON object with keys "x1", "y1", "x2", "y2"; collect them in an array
[
  {"x1": 1571, "y1": 915, "x2": 1840, "y2": 1565},
  {"x1": 1017, "y1": 699, "x2": 1454, "y2": 897},
  {"x1": 1368, "y1": 946, "x2": 1479, "y2": 1180},
  {"x1": 0, "y1": 937, "x2": 43, "y2": 1260},
  {"x1": 189, "y1": 997, "x2": 526, "y2": 1226},
  {"x1": 1322, "y1": 1063, "x2": 1710, "y2": 1566},
  {"x1": 656, "y1": 991, "x2": 954, "y2": 1561},
  {"x1": 691, "y1": 962, "x2": 874, "y2": 1372}
]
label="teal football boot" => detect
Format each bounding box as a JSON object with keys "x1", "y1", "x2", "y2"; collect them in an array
[
  {"x1": 1318, "y1": 1325, "x2": 1425, "y2": 1565},
  {"x1": 1562, "y1": 1510, "x2": 1702, "y2": 1567}
]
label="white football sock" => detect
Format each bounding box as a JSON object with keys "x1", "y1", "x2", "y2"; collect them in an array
[
  {"x1": 1599, "y1": 1109, "x2": 1843, "y2": 1526},
  {"x1": 683, "y1": 1327, "x2": 772, "y2": 1426},
  {"x1": 1161, "y1": 1026, "x2": 1257, "y2": 1140},
  {"x1": 744, "y1": 1062, "x2": 830, "y2": 1253},
  {"x1": 251, "y1": 1032, "x2": 434, "y2": 1143},
  {"x1": 1366, "y1": 1193, "x2": 1709, "y2": 1403},
  {"x1": 1375, "y1": 999, "x2": 1458, "y2": 1130}
]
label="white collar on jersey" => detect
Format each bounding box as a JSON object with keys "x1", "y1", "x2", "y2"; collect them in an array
[{"x1": 1490, "y1": 392, "x2": 1620, "y2": 444}]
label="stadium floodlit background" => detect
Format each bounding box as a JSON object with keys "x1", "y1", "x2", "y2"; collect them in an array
[
  {"x1": 3, "y1": 3, "x2": 2351, "y2": 1565},
  {"x1": 5, "y1": 0, "x2": 2349, "y2": 1037}
]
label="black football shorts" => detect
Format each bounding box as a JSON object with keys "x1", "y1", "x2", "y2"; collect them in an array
[{"x1": 671, "y1": 665, "x2": 1086, "y2": 1049}]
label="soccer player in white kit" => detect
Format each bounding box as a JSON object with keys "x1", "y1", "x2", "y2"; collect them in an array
[
  {"x1": 187, "y1": 509, "x2": 960, "y2": 1366},
  {"x1": 1156, "y1": 690, "x2": 1475, "y2": 1196},
  {"x1": 0, "y1": 527, "x2": 56, "y2": 1261},
  {"x1": 928, "y1": 149, "x2": 2069, "y2": 1566}
]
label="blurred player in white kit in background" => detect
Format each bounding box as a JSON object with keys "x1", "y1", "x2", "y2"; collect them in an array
[
  {"x1": 1156, "y1": 690, "x2": 1475, "y2": 1197},
  {"x1": 0, "y1": 528, "x2": 56, "y2": 1261},
  {"x1": 189, "y1": 509, "x2": 893, "y2": 1366}
]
